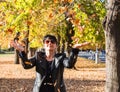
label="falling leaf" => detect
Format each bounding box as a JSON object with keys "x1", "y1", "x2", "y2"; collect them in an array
[
  {"x1": 6, "y1": 28, "x2": 13, "y2": 34},
  {"x1": 49, "y1": 13, "x2": 54, "y2": 18},
  {"x1": 14, "y1": 0, "x2": 17, "y2": 3},
  {"x1": 54, "y1": 0, "x2": 58, "y2": 3},
  {"x1": 0, "y1": 22, "x2": 3, "y2": 26},
  {"x1": 68, "y1": 0, "x2": 73, "y2": 3},
  {"x1": 85, "y1": 19, "x2": 89, "y2": 24},
  {"x1": 74, "y1": 19, "x2": 80, "y2": 25},
  {"x1": 78, "y1": 4, "x2": 81, "y2": 8},
  {"x1": 27, "y1": 21, "x2": 32, "y2": 26},
  {"x1": 58, "y1": 7, "x2": 66, "y2": 13},
  {"x1": 25, "y1": 61, "x2": 32, "y2": 65},
  {"x1": 91, "y1": 14, "x2": 97, "y2": 18}
]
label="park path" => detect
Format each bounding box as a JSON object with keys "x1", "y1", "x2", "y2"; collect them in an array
[
  {"x1": 0, "y1": 53, "x2": 106, "y2": 92},
  {"x1": 0, "y1": 54, "x2": 14, "y2": 62}
]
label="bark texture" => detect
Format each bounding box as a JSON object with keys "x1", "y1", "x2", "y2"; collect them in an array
[{"x1": 103, "y1": 0, "x2": 120, "y2": 92}]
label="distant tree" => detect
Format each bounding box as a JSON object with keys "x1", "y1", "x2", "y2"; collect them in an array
[{"x1": 14, "y1": 32, "x2": 20, "y2": 64}]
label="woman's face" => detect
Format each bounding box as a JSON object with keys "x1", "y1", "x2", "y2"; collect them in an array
[{"x1": 44, "y1": 39, "x2": 57, "y2": 51}]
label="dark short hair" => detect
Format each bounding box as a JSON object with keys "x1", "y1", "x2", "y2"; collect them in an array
[{"x1": 43, "y1": 34, "x2": 57, "y2": 44}]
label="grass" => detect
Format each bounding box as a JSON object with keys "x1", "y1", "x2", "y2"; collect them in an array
[{"x1": 75, "y1": 57, "x2": 105, "y2": 68}]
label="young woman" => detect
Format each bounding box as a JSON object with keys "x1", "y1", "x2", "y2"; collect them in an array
[{"x1": 11, "y1": 34, "x2": 89, "y2": 92}]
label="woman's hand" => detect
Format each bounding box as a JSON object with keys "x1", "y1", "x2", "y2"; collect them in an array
[
  {"x1": 10, "y1": 40, "x2": 25, "y2": 51},
  {"x1": 73, "y1": 42, "x2": 90, "y2": 49}
]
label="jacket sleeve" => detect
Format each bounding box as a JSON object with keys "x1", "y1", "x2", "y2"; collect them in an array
[
  {"x1": 62, "y1": 48, "x2": 79, "y2": 68},
  {"x1": 19, "y1": 51, "x2": 36, "y2": 69}
]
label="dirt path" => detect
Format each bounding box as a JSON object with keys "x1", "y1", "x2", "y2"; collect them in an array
[{"x1": 0, "y1": 54, "x2": 106, "y2": 92}]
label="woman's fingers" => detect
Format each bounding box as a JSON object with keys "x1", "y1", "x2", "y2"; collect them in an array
[
  {"x1": 73, "y1": 44, "x2": 82, "y2": 48},
  {"x1": 73, "y1": 42, "x2": 90, "y2": 48},
  {"x1": 10, "y1": 40, "x2": 16, "y2": 47},
  {"x1": 10, "y1": 40, "x2": 24, "y2": 51},
  {"x1": 83, "y1": 42, "x2": 90, "y2": 45}
]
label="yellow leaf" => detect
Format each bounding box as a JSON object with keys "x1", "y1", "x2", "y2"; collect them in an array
[
  {"x1": 58, "y1": 7, "x2": 66, "y2": 13},
  {"x1": 25, "y1": 61, "x2": 32, "y2": 65},
  {"x1": 54, "y1": 0, "x2": 58, "y2": 3},
  {"x1": 68, "y1": 0, "x2": 73, "y2": 3}
]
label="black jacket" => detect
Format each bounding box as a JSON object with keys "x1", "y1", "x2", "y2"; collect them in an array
[{"x1": 19, "y1": 48, "x2": 79, "y2": 92}]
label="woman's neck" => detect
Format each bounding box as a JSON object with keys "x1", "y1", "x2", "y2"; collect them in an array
[{"x1": 45, "y1": 51, "x2": 55, "y2": 61}]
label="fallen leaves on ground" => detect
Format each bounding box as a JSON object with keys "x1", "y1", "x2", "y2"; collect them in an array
[{"x1": 0, "y1": 57, "x2": 105, "y2": 92}]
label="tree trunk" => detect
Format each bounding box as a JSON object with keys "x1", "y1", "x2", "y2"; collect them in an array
[
  {"x1": 14, "y1": 32, "x2": 20, "y2": 64},
  {"x1": 14, "y1": 50, "x2": 19, "y2": 64},
  {"x1": 22, "y1": 26, "x2": 29, "y2": 58},
  {"x1": 104, "y1": 0, "x2": 120, "y2": 92},
  {"x1": 28, "y1": 47, "x2": 37, "y2": 57},
  {"x1": 57, "y1": 34, "x2": 61, "y2": 53}
]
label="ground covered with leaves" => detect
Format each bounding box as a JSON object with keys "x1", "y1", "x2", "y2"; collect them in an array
[{"x1": 0, "y1": 55, "x2": 106, "y2": 92}]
